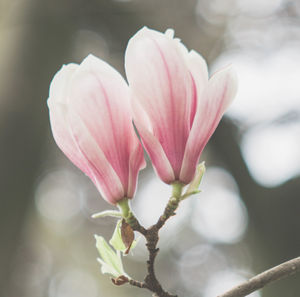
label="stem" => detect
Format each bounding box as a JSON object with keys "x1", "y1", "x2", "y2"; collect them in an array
[
  {"x1": 172, "y1": 182, "x2": 183, "y2": 199},
  {"x1": 218, "y1": 257, "x2": 300, "y2": 297},
  {"x1": 120, "y1": 184, "x2": 184, "y2": 297},
  {"x1": 117, "y1": 198, "x2": 147, "y2": 235},
  {"x1": 117, "y1": 198, "x2": 130, "y2": 218},
  {"x1": 156, "y1": 182, "x2": 183, "y2": 230},
  {"x1": 129, "y1": 279, "x2": 149, "y2": 289}
]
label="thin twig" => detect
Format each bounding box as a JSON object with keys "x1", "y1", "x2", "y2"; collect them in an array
[
  {"x1": 218, "y1": 257, "x2": 300, "y2": 297},
  {"x1": 143, "y1": 225, "x2": 177, "y2": 297},
  {"x1": 129, "y1": 279, "x2": 149, "y2": 289},
  {"x1": 156, "y1": 195, "x2": 181, "y2": 230},
  {"x1": 126, "y1": 183, "x2": 183, "y2": 297}
]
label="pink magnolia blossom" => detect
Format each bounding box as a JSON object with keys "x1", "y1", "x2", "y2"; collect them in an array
[
  {"x1": 47, "y1": 55, "x2": 146, "y2": 205},
  {"x1": 125, "y1": 27, "x2": 238, "y2": 184}
]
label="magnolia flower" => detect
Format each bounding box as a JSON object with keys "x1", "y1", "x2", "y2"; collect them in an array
[
  {"x1": 125, "y1": 27, "x2": 237, "y2": 184},
  {"x1": 47, "y1": 55, "x2": 145, "y2": 205}
]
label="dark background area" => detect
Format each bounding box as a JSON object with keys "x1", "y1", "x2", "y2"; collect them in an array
[{"x1": 0, "y1": 0, "x2": 299, "y2": 296}]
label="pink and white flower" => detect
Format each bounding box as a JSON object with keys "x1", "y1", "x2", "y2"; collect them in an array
[
  {"x1": 47, "y1": 55, "x2": 146, "y2": 205},
  {"x1": 125, "y1": 27, "x2": 237, "y2": 184}
]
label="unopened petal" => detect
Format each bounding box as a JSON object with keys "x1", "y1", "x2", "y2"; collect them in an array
[
  {"x1": 48, "y1": 103, "x2": 92, "y2": 177},
  {"x1": 180, "y1": 65, "x2": 238, "y2": 183},
  {"x1": 136, "y1": 122, "x2": 176, "y2": 184},
  {"x1": 68, "y1": 54, "x2": 143, "y2": 193},
  {"x1": 48, "y1": 64, "x2": 92, "y2": 177},
  {"x1": 127, "y1": 144, "x2": 146, "y2": 198},
  {"x1": 187, "y1": 50, "x2": 208, "y2": 84},
  {"x1": 132, "y1": 96, "x2": 175, "y2": 183},
  {"x1": 68, "y1": 110, "x2": 125, "y2": 204},
  {"x1": 187, "y1": 50, "x2": 209, "y2": 127},
  {"x1": 48, "y1": 64, "x2": 78, "y2": 104},
  {"x1": 48, "y1": 55, "x2": 145, "y2": 203},
  {"x1": 125, "y1": 27, "x2": 193, "y2": 178}
]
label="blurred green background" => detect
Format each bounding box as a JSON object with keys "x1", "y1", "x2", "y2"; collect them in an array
[{"x1": 0, "y1": 0, "x2": 299, "y2": 296}]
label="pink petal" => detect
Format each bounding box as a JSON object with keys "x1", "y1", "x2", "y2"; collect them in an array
[
  {"x1": 68, "y1": 54, "x2": 143, "y2": 192},
  {"x1": 180, "y1": 65, "x2": 238, "y2": 183},
  {"x1": 187, "y1": 50, "x2": 208, "y2": 86},
  {"x1": 186, "y1": 50, "x2": 209, "y2": 127},
  {"x1": 127, "y1": 143, "x2": 146, "y2": 198},
  {"x1": 67, "y1": 110, "x2": 125, "y2": 204},
  {"x1": 132, "y1": 96, "x2": 175, "y2": 183},
  {"x1": 48, "y1": 64, "x2": 124, "y2": 204},
  {"x1": 48, "y1": 103, "x2": 90, "y2": 176},
  {"x1": 49, "y1": 64, "x2": 78, "y2": 104},
  {"x1": 125, "y1": 27, "x2": 194, "y2": 178},
  {"x1": 48, "y1": 56, "x2": 145, "y2": 204},
  {"x1": 48, "y1": 64, "x2": 91, "y2": 176}
]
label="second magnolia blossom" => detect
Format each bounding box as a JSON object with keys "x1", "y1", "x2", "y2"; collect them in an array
[
  {"x1": 48, "y1": 55, "x2": 145, "y2": 205},
  {"x1": 125, "y1": 27, "x2": 238, "y2": 184}
]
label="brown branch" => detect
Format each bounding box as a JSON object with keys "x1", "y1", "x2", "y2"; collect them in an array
[
  {"x1": 143, "y1": 224, "x2": 177, "y2": 297},
  {"x1": 125, "y1": 183, "x2": 183, "y2": 297},
  {"x1": 123, "y1": 211, "x2": 147, "y2": 235},
  {"x1": 155, "y1": 195, "x2": 181, "y2": 230},
  {"x1": 129, "y1": 279, "x2": 149, "y2": 289},
  {"x1": 218, "y1": 257, "x2": 300, "y2": 297}
]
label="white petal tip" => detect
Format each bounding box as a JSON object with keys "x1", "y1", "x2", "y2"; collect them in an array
[
  {"x1": 165, "y1": 28, "x2": 175, "y2": 38},
  {"x1": 81, "y1": 54, "x2": 99, "y2": 65}
]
